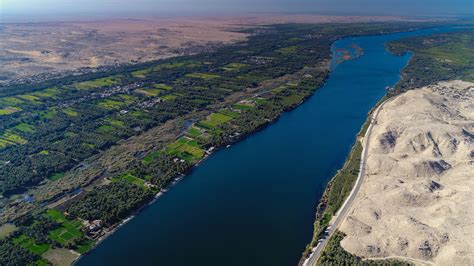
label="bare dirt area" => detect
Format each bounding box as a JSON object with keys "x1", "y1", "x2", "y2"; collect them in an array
[
  {"x1": 42, "y1": 248, "x2": 80, "y2": 266},
  {"x1": 340, "y1": 80, "x2": 474, "y2": 265},
  {"x1": 0, "y1": 14, "x2": 407, "y2": 85}
]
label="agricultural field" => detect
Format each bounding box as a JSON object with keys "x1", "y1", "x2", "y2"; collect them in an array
[
  {"x1": 0, "y1": 131, "x2": 28, "y2": 146},
  {"x1": 73, "y1": 75, "x2": 122, "y2": 90},
  {"x1": 45, "y1": 209, "x2": 84, "y2": 245},
  {"x1": 97, "y1": 125, "x2": 116, "y2": 134},
  {"x1": 39, "y1": 109, "x2": 56, "y2": 119},
  {"x1": 277, "y1": 45, "x2": 298, "y2": 54},
  {"x1": 186, "y1": 73, "x2": 221, "y2": 79},
  {"x1": 48, "y1": 173, "x2": 65, "y2": 181},
  {"x1": 165, "y1": 137, "x2": 205, "y2": 163},
  {"x1": 142, "y1": 151, "x2": 162, "y2": 165},
  {"x1": 222, "y1": 63, "x2": 249, "y2": 71},
  {"x1": 0, "y1": 107, "x2": 20, "y2": 116},
  {"x1": 185, "y1": 126, "x2": 204, "y2": 138},
  {"x1": 17, "y1": 94, "x2": 40, "y2": 102},
  {"x1": 233, "y1": 102, "x2": 255, "y2": 111},
  {"x1": 0, "y1": 224, "x2": 17, "y2": 239},
  {"x1": 62, "y1": 108, "x2": 79, "y2": 117},
  {"x1": 153, "y1": 84, "x2": 172, "y2": 90},
  {"x1": 14, "y1": 123, "x2": 36, "y2": 133},
  {"x1": 161, "y1": 94, "x2": 179, "y2": 101},
  {"x1": 197, "y1": 112, "x2": 234, "y2": 129},
  {"x1": 110, "y1": 173, "x2": 147, "y2": 188},
  {"x1": 31, "y1": 87, "x2": 62, "y2": 99},
  {"x1": 97, "y1": 99, "x2": 125, "y2": 110},
  {"x1": 136, "y1": 88, "x2": 161, "y2": 96},
  {"x1": 106, "y1": 118, "x2": 125, "y2": 127},
  {"x1": 131, "y1": 68, "x2": 151, "y2": 78},
  {"x1": 219, "y1": 109, "x2": 241, "y2": 119},
  {"x1": 279, "y1": 93, "x2": 305, "y2": 107},
  {"x1": 12, "y1": 234, "x2": 50, "y2": 255}
]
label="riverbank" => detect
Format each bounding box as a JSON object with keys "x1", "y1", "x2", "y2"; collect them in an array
[{"x1": 301, "y1": 96, "x2": 404, "y2": 265}]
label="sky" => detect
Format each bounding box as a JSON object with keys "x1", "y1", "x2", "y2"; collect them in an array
[{"x1": 1, "y1": 0, "x2": 473, "y2": 22}]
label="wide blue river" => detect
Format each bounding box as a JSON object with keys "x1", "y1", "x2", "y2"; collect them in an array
[{"x1": 78, "y1": 26, "x2": 463, "y2": 266}]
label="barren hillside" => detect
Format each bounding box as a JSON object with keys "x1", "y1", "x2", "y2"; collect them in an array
[{"x1": 340, "y1": 80, "x2": 474, "y2": 265}]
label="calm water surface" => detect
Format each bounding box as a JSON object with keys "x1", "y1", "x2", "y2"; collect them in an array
[{"x1": 78, "y1": 26, "x2": 463, "y2": 266}]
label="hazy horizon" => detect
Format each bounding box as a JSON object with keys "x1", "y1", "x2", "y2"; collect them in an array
[{"x1": 1, "y1": 0, "x2": 473, "y2": 22}]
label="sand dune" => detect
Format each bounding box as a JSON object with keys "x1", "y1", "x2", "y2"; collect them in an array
[{"x1": 340, "y1": 80, "x2": 474, "y2": 265}]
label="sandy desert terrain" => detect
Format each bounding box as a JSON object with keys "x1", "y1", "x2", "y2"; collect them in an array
[
  {"x1": 340, "y1": 80, "x2": 474, "y2": 265},
  {"x1": 0, "y1": 14, "x2": 407, "y2": 85}
]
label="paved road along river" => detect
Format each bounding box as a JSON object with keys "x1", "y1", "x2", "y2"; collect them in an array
[{"x1": 77, "y1": 26, "x2": 463, "y2": 266}]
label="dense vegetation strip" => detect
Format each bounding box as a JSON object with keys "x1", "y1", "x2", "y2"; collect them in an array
[{"x1": 387, "y1": 30, "x2": 474, "y2": 93}]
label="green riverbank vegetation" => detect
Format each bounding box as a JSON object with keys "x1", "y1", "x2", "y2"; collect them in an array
[{"x1": 387, "y1": 30, "x2": 474, "y2": 93}]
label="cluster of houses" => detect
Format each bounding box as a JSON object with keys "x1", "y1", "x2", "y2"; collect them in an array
[
  {"x1": 58, "y1": 82, "x2": 142, "y2": 109},
  {"x1": 82, "y1": 219, "x2": 104, "y2": 239},
  {"x1": 137, "y1": 97, "x2": 162, "y2": 108}
]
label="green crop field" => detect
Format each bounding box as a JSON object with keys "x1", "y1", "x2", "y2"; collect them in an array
[
  {"x1": 14, "y1": 123, "x2": 36, "y2": 133},
  {"x1": 233, "y1": 103, "x2": 254, "y2": 111},
  {"x1": 153, "y1": 84, "x2": 172, "y2": 90},
  {"x1": 74, "y1": 75, "x2": 122, "y2": 90},
  {"x1": 106, "y1": 119, "x2": 125, "y2": 127},
  {"x1": 49, "y1": 173, "x2": 65, "y2": 181},
  {"x1": 222, "y1": 63, "x2": 249, "y2": 71},
  {"x1": 142, "y1": 151, "x2": 161, "y2": 165},
  {"x1": 131, "y1": 68, "x2": 151, "y2": 78},
  {"x1": 197, "y1": 112, "x2": 233, "y2": 129},
  {"x1": 161, "y1": 94, "x2": 178, "y2": 101},
  {"x1": 40, "y1": 109, "x2": 56, "y2": 119},
  {"x1": 186, "y1": 73, "x2": 221, "y2": 79},
  {"x1": 277, "y1": 45, "x2": 298, "y2": 54},
  {"x1": 0, "y1": 131, "x2": 28, "y2": 145},
  {"x1": 111, "y1": 173, "x2": 146, "y2": 188},
  {"x1": 218, "y1": 109, "x2": 240, "y2": 119},
  {"x1": 0, "y1": 97, "x2": 24, "y2": 106},
  {"x1": 62, "y1": 108, "x2": 79, "y2": 117},
  {"x1": 17, "y1": 94, "x2": 40, "y2": 102},
  {"x1": 97, "y1": 125, "x2": 115, "y2": 134},
  {"x1": 136, "y1": 88, "x2": 161, "y2": 97},
  {"x1": 13, "y1": 234, "x2": 50, "y2": 255},
  {"x1": 185, "y1": 126, "x2": 203, "y2": 138},
  {"x1": 31, "y1": 87, "x2": 61, "y2": 99},
  {"x1": 0, "y1": 107, "x2": 20, "y2": 116},
  {"x1": 97, "y1": 99, "x2": 124, "y2": 109},
  {"x1": 165, "y1": 137, "x2": 205, "y2": 163},
  {"x1": 46, "y1": 209, "x2": 68, "y2": 223},
  {"x1": 46, "y1": 209, "x2": 84, "y2": 245},
  {"x1": 280, "y1": 93, "x2": 305, "y2": 107}
]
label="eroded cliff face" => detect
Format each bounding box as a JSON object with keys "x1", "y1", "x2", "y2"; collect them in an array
[{"x1": 340, "y1": 80, "x2": 474, "y2": 265}]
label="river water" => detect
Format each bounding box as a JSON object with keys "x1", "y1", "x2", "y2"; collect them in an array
[{"x1": 77, "y1": 26, "x2": 463, "y2": 266}]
